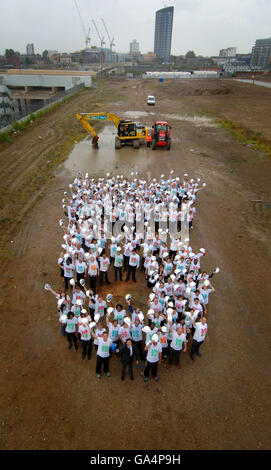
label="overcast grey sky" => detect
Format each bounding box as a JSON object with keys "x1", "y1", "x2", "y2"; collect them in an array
[{"x1": 1, "y1": 0, "x2": 270, "y2": 56}]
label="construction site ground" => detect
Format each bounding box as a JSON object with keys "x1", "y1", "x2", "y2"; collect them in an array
[{"x1": 0, "y1": 78, "x2": 271, "y2": 450}]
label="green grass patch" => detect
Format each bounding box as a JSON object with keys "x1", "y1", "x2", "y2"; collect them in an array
[{"x1": 217, "y1": 117, "x2": 271, "y2": 157}]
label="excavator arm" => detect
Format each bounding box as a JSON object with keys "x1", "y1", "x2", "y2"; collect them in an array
[
  {"x1": 76, "y1": 113, "x2": 99, "y2": 138},
  {"x1": 76, "y1": 112, "x2": 122, "y2": 137}
]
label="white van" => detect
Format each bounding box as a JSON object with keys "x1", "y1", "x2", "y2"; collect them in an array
[{"x1": 147, "y1": 95, "x2": 156, "y2": 106}]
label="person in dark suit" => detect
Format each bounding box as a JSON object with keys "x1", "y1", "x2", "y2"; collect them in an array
[{"x1": 120, "y1": 338, "x2": 139, "y2": 381}]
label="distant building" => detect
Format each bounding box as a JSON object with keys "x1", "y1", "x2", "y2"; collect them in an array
[
  {"x1": 219, "y1": 47, "x2": 236, "y2": 57},
  {"x1": 250, "y1": 37, "x2": 271, "y2": 69},
  {"x1": 0, "y1": 84, "x2": 14, "y2": 125},
  {"x1": 26, "y1": 43, "x2": 35, "y2": 56},
  {"x1": 154, "y1": 6, "x2": 174, "y2": 62},
  {"x1": 212, "y1": 53, "x2": 251, "y2": 72},
  {"x1": 47, "y1": 50, "x2": 59, "y2": 59},
  {"x1": 141, "y1": 52, "x2": 156, "y2": 63},
  {"x1": 130, "y1": 39, "x2": 140, "y2": 54}
]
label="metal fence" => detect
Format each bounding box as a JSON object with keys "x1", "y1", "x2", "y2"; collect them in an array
[{"x1": 0, "y1": 82, "x2": 85, "y2": 129}]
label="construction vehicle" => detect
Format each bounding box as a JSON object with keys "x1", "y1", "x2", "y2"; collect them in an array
[
  {"x1": 151, "y1": 121, "x2": 172, "y2": 150},
  {"x1": 76, "y1": 112, "x2": 149, "y2": 149}
]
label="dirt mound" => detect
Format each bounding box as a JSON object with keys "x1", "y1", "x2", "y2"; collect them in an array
[
  {"x1": 157, "y1": 80, "x2": 231, "y2": 97},
  {"x1": 183, "y1": 86, "x2": 231, "y2": 96}
]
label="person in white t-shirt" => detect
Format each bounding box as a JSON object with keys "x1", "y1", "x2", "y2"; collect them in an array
[
  {"x1": 94, "y1": 296, "x2": 107, "y2": 318},
  {"x1": 200, "y1": 283, "x2": 215, "y2": 315},
  {"x1": 166, "y1": 322, "x2": 187, "y2": 369},
  {"x1": 64, "y1": 312, "x2": 78, "y2": 350},
  {"x1": 143, "y1": 334, "x2": 162, "y2": 382},
  {"x1": 99, "y1": 253, "x2": 110, "y2": 286},
  {"x1": 125, "y1": 249, "x2": 140, "y2": 282},
  {"x1": 190, "y1": 317, "x2": 208, "y2": 360},
  {"x1": 79, "y1": 318, "x2": 92, "y2": 359},
  {"x1": 62, "y1": 257, "x2": 75, "y2": 290},
  {"x1": 159, "y1": 326, "x2": 169, "y2": 359},
  {"x1": 86, "y1": 255, "x2": 99, "y2": 294},
  {"x1": 114, "y1": 247, "x2": 124, "y2": 281},
  {"x1": 131, "y1": 317, "x2": 144, "y2": 362},
  {"x1": 75, "y1": 253, "x2": 86, "y2": 285},
  {"x1": 106, "y1": 312, "x2": 120, "y2": 352},
  {"x1": 91, "y1": 330, "x2": 112, "y2": 379}
]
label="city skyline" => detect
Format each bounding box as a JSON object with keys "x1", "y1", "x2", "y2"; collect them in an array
[{"x1": 0, "y1": 0, "x2": 271, "y2": 57}]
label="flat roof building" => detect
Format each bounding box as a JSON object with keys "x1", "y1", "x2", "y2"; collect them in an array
[
  {"x1": 250, "y1": 37, "x2": 271, "y2": 69},
  {"x1": 26, "y1": 43, "x2": 35, "y2": 56},
  {"x1": 130, "y1": 39, "x2": 140, "y2": 54},
  {"x1": 154, "y1": 6, "x2": 174, "y2": 62}
]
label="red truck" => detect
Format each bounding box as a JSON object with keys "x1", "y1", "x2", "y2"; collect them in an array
[{"x1": 151, "y1": 121, "x2": 171, "y2": 150}]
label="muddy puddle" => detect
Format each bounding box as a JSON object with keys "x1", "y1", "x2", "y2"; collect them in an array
[
  {"x1": 122, "y1": 110, "x2": 217, "y2": 127},
  {"x1": 164, "y1": 113, "x2": 217, "y2": 127},
  {"x1": 59, "y1": 126, "x2": 160, "y2": 179}
]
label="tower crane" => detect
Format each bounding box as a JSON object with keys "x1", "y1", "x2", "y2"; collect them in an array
[
  {"x1": 92, "y1": 20, "x2": 105, "y2": 72},
  {"x1": 73, "y1": 0, "x2": 91, "y2": 49},
  {"x1": 101, "y1": 18, "x2": 115, "y2": 61},
  {"x1": 92, "y1": 20, "x2": 105, "y2": 48}
]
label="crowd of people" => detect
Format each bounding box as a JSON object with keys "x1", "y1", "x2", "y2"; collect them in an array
[{"x1": 45, "y1": 171, "x2": 219, "y2": 382}]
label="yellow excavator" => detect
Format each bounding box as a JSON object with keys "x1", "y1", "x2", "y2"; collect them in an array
[{"x1": 76, "y1": 112, "x2": 149, "y2": 149}]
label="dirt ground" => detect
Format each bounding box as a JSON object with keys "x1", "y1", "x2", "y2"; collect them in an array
[{"x1": 0, "y1": 78, "x2": 271, "y2": 450}]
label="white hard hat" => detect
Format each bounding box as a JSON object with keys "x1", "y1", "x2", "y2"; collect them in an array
[
  {"x1": 76, "y1": 299, "x2": 83, "y2": 306},
  {"x1": 161, "y1": 326, "x2": 167, "y2": 333},
  {"x1": 70, "y1": 279, "x2": 75, "y2": 286},
  {"x1": 125, "y1": 294, "x2": 131, "y2": 301},
  {"x1": 138, "y1": 313, "x2": 144, "y2": 322},
  {"x1": 94, "y1": 314, "x2": 100, "y2": 323},
  {"x1": 152, "y1": 334, "x2": 159, "y2": 343},
  {"x1": 143, "y1": 326, "x2": 150, "y2": 333},
  {"x1": 124, "y1": 317, "x2": 131, "y2": 325},
  {"x1": 149, "y1": 293, "x2": 155, "y2": 301},
  {"x1": 107, "y1": 307, "x2": 114, "y2": 315}
]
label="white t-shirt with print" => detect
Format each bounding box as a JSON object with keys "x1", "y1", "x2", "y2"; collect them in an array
[
  {"x1": 193, "y1": 322, "x2": 208, "y2": 343},
  {"x1": 108, "y1": 322, "x2": 120, "y2": 342},
  {"x1": 97, "y1": 337, "x2": 112, "y2": 358},
  {"x1": 146, "y1": 342, "x2": 162, "y2": 363},
  {"x1": 65, "y1": 317, "x2": 78, "y2": 333},
  {"x1": 171, "y1": 331, "x2": 187, "y2": 351}
]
